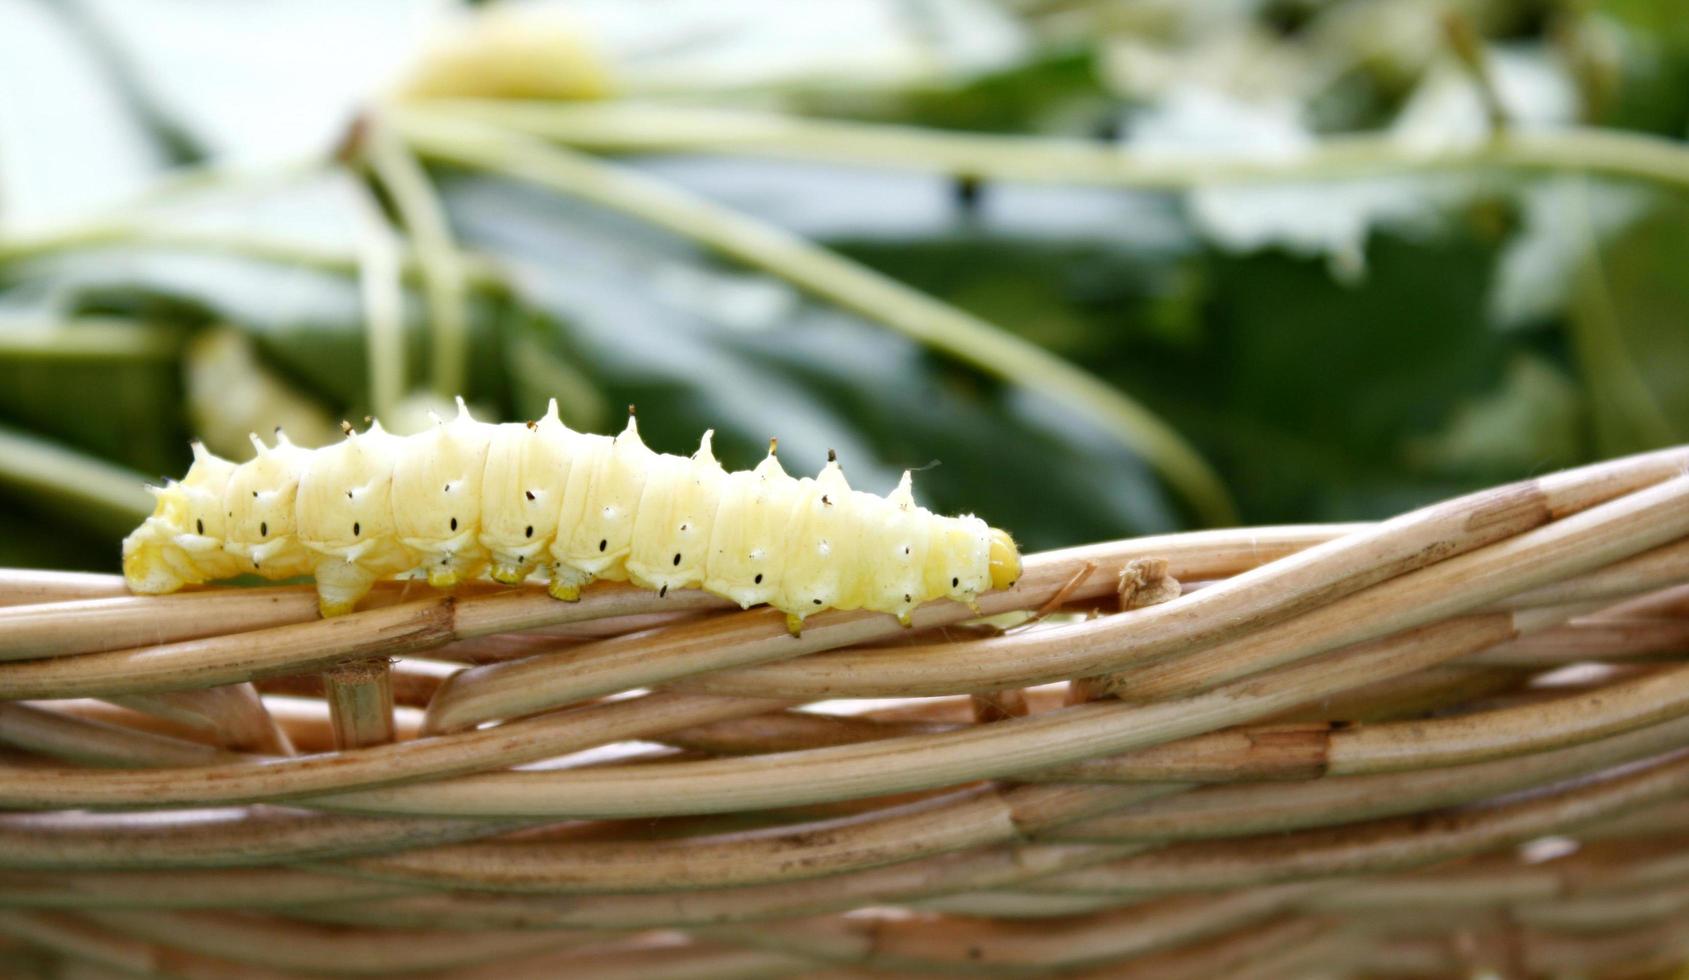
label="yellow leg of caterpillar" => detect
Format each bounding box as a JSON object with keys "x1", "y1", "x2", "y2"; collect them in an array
[
  {"x1": 427, "y1": 568, "x2": 460, "y2": 589},
  {"x1": 314, "y1": 560, "x2": 375, "y2": 619},
  {"x1": 489, "y1": 563, "x2": 528, "y2": 586},
  {"x1": 785, "y1": 613, "x2": 804, "y2": 638},
  {"x1": 547, "y1": 563, "x2": 593, "y2": 602},
  {"x1": 897, "y1": 611, "x2": 913, "y2": 628}
]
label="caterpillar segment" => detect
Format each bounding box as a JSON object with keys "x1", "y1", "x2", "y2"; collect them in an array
[{"x1": 122, "y1": 399, "x2": 1023, "y2": 631}]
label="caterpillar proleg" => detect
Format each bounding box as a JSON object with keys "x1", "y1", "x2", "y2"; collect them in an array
[{"x1": 122, "y1": 400, "x2": 1022, "y2": 630}]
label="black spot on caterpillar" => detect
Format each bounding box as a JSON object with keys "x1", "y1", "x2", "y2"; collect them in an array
[{"x1": 122, "y1": 399, "x2": 1021, "y2": 627}]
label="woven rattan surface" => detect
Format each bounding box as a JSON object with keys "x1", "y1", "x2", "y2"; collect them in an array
[{"x1": 5, "y1": 448, "x2": 1689, "y2": 977}]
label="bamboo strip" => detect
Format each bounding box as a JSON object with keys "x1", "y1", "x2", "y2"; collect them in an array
[
  {"x1": 34, "y1": 696, "x2": 426, "y2": 752},
  {"x1": 79, "y1": 909, "x2": 596, "y2": 974},
  {"x1": 1048, "y1": 654, "x2": 1689, "y2": 782},
  {"x1": 415, "y1": 939, "x2": 809, "y2": 980},
  {"x1": 658, "y1": 666, "x2": 1526, "y2": 773},
  {"x1": 329, "y1": 784, "x2": 1178, "y2": 893},
  {"x1": 681, "y1": 474, "x2": 1689, "y2": 702},
  {"x1": 0, "y1": 570, "x2": 129, "y2": 607},
  {"x1": 62, "y1": 697, "x2": 1662, "y2": 894},
  {"x1": 0, "y1": 911, "x2": 291, "y2": 980},
  {"x1": 164, "y1": 700, "x2": 1682, "y2": 890},
  {"x1": 8, "y1": 624, "x2": 1671, "y2": 836},
  {"x1": 0, "y1": 703, "x2": 240, "y2": 768},
  {"x1": 1576, "y1": 800, "x2": 1689, "y2": 843},
  {"x1": 0, "y1": 599, "x2": 461, "y2": 700},
  {"x1": 295, "y1": 841, "x2": 1150, "y2": 929},
  {"x1": 1467, "y1": 615, "x2": 1689, "y2": 666},
  {"x1": 422, "y1": 531, "x2": 1336, "y2": 732},
  {"x1": 1227, "y1": 930, "x2": 1370, "y2": 980},
  {"x1": 0, "y1": 806, "x2": 523, "y2": 870},
  {"x1": 0, "y1": 693, "x2": 788, "y2": 808},
  {"x1": 0, "y1": 588, "x2": 321, "y2": 661},
  {"x1": 1068, "y1": 916, "x2": 1332, "y2": 980},
  {"x1": 1270, "y1": 662, "x2": 1535, "y2": 724},
  {"x1": 1047, "y1": 710, "x2": 1689, "y2": 841},
  {"x1": 912, "y1": 891, "x2": 1132, "y2": 919},
  {"x1": 346, "y1": 782, "x2": 1656, "y2": 935},
  {"x1": 1113, "y1": 475, "x2": 1689, "y2": 701},
  {"x1": 107, "y1": 684, "x2": 294, "y2": 755},
  {"x1": 1030, "y1": 748, "x2": 1689, "y2": 894},
  {"x1": 1496, "y1": 536, "x2": 1689, "y2": 609},
  {"x1": 257, "y1": 658, "x2": 453, "y2": 709},
  {"x1": 1513, "y1": 879, "x2": 1689, "y2": 931},
  {"x1": 2, "y1": 457, "x2": 1688, "y2": 978},
  {"x1": 704, "y1": 883, "x2": 1328, "y2": 972},
  {"x1": 313, "y1": 614, "x2": 1531, "y2": 818},
  {"x1": 0, "y1": 532, "x2": 1323, "y2": 704},
  {"x1": 323, "y1": 660, "x2": 397, "y2": 749},
  {"x1": 1327, "y1": 660, "x2": 1689, "y2": 773},
  {"x1": 0, "y1": 869, "x2": 416, "y2": 909}
]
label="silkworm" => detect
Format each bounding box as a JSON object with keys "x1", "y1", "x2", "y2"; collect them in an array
[{"x1": 122, "y1": 400, "x2": 1022, "y2": 631}]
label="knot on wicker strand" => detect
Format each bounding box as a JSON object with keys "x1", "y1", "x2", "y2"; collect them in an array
[
  {"x1": 1117, "y1": 557, "x2": 1182, "y2": 611},
  {"x1": 1066, "y1": 558, "x2": 1184, "y2": 705}
]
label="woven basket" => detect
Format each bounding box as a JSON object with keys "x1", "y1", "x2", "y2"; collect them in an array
[{"x1": 3, "y1": 447, "x2": 1689, "y2": 978}]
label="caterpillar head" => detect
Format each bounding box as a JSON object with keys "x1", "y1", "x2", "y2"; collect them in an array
[
  {"x1": 988, "y1": 528, "x2": 1020, "y2": 591},
  {"x1": 122, "y1": 444, "x2": 238, "y2": 594}
]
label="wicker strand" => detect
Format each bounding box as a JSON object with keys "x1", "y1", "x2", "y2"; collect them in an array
[{"x1": 3, "y1": 450, "x2": 1689, "y2": 976}]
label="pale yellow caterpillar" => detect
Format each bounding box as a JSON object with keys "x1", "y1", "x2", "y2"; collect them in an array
[{"x1": 122, "y1": 399, "x2": 1022, "y2": 632}]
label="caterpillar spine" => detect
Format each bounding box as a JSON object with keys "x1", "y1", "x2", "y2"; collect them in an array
[{"x1": 122, "y1": 399, "x2": 1022, "y2": 630}]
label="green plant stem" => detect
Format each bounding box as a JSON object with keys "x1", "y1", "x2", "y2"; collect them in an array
[
  {"x1": 0, "y1": 227, "x2": 505, "y2": 291},
  {"x1": 419, "y1": 100, "x2": 1689, "y2": 191},
  {"x1": 362, "y1": 118, "x2": 472, "y2": 401},
  {"x1": 0, "y1": 424, "x2": 152, "y2": 530},
  {"x1": 0, "y1": 318, "x2": 181, "y2": 361},
  {"x1": 346, "y1": 171, "x2": 408, "y2": 423},
  {"x1": 390, "y1": 108, "x2": 1237, "y2": 526},
  {"x1": 1566, "y1": 178, "x2": 1677, "y2": 452}
]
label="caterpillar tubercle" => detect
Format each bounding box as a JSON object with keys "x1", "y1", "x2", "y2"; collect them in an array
[{"x1": 121, "y1": 399, "x2": 1022, "y2": 630}]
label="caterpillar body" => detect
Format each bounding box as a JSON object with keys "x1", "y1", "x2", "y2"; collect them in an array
[{"x1": 122, "y1": 400, "x2": 1022, "y2": 630}]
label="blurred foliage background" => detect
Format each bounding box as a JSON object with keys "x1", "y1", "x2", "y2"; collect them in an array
[{"x1": 2, "y1": 0, "x2": 1687, "y2": 574}]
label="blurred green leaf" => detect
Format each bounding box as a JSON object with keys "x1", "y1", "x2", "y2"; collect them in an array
[
  {"x1": 436, "y1": 169, "x2": 1182, "y2": 550},
  {"x1": 809, "y1": 48, "x2": 1117, "y2": 135},
  {"x1": 0, "y1": 241, "x2": 512, "y2": 450},
  {"x1": 1568, "y1": 195, "x2": 1689, "y2": 455},
  {"x1": 1404, "y1": 352, "x2": 1587, "y2": 476}
]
